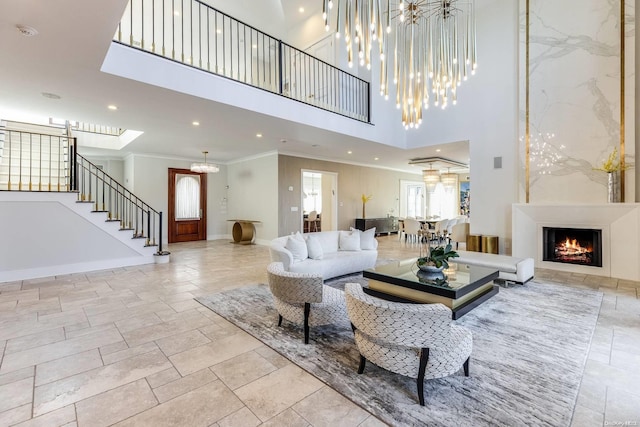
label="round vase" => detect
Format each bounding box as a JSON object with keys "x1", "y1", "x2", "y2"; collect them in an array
[{"x1": 416, "y1": 264, "x2": 445, "y2": 281}]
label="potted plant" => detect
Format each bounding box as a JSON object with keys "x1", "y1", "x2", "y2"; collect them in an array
[{"x1": 417, "y1": 244, "x2": 459, "y2": 273}]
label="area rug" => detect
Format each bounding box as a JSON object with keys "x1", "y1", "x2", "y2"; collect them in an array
[{"x1": 197, "y1": 279, "x2": 602, "y2": 427}]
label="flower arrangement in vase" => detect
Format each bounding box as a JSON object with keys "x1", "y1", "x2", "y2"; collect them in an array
[
  {"x1": 361, "y1": 194, "x2": 372, "y2": 219},
  {"x1": 594, "y1": 147, "x2": 629, "y2": 203}
]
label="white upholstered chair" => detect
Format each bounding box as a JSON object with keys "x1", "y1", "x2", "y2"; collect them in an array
[
  {"x1": 433, "y1": 219, "x2": 449, "y2": 243},
  {"x1": 403, "y1": 218, "x2": 423, "y2": 243},
  {"x1": 344, "y1": 283, "x2": 473, "y2": 406},
  {"x1": 450, "y1": 222, "x2": 469, "y2": 249},
  {"x1": 267, "y1": 262, "x2": 347, "y2": 344}
]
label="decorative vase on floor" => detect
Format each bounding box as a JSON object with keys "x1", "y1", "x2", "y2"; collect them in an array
[{"x1": 607, "y1": 171, "x2": 620, "y2": 203}]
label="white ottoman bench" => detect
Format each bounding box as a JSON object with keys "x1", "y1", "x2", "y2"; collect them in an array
[{"x1": 454, "y1": 250, "x2": 534, "y2": 285}]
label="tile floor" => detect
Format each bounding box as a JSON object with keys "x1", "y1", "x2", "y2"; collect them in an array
[{"x1": 0, "y1": 236, "x2": 638, "y2": 426}]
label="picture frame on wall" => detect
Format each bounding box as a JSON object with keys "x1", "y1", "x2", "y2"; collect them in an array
[{"x1": 460, "y1": 181, "x2": 470, "y2": 216}]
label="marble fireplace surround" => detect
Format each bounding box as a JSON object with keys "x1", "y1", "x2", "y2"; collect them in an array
[{"x1": 512, "y1": 204, "x2": 640, "y2": 281}]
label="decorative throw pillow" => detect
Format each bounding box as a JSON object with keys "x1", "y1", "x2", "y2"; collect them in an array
[
  {"x1": 306, "y1": 235, "x2": 324, "y2": 260},
  {"x1": 286, "y1": 232, "x2": 308, "y2": 262},
  {"x1": 339, "y1": 230, "x2": 361, "y2": 251},
  {"x1": 350, "y1": 227, "x2": 377, "y2": 250}
]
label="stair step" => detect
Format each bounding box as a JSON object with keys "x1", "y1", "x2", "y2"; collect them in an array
[
  {"x1": 132, "y1": 235, "x2": 146, "y2": 239},
  {"x1": 76, "y1": 200, "x2": 94, "y2": 204},
  {"x1": 105, "y1": 219, "x2": 120, "y2": 222},
  {"x1": 91, "y1": 210, "x2": 109, "y2": 213},
  {"x1": 144, "y1": 244, "x2": 159, "y2": 248},
  {"x1": 120, "y1": 227, "x2": 134, "y2": 231}
]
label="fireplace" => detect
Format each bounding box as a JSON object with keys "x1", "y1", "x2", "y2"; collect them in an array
[{"x1": 542, "y1": 227, "x2": 602, "y2": 267}]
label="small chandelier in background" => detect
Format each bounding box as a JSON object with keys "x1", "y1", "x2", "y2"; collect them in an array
[
  {"x1": 323, "y1": 0, "x2": 478, "y2": 129},
  {"x1": 422, "y1": 165, "x2": 440, "y2": 193},
  {"x1": 440, "y1": 168, "x2": 458, "y2": 192},
  {"x1": 191, "y1": 151, "x2": 219, "y2": 173}
]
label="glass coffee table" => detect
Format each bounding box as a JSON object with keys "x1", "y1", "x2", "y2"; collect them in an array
[{"x1": 363, "y1": 258, "x2": 500, "y2": 319}]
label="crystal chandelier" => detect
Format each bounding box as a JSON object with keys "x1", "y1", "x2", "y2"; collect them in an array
[
  {"x1": 323, "y1": 0, "x2": 477, "y2": 129},
  {"x1": 440, "y1": 169, "x2": 458, "y2": 192},
  {"x1": 191, "y1": 151, "x2": 219, "y2": 173},
  {"x1": 422, "y1": 166, "x2": 440, "y2": 193}
]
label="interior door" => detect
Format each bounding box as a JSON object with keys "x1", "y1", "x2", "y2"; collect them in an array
[{"x1": 168, "y1": 168, "x2": 207, "y2": 243}]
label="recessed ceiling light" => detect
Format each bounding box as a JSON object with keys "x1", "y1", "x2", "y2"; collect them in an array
[
  {"x1": 280, "y1": 139, "x2": 287, "y2": 143},
  {"x1": 347, "y1": 150, "x2": 353, "y2": 154},
  {"x1": 192, "y1": 121, "x2": 200, "y2": 126},
  {"x1": 256, "y1": 133, "x2": 262, "y2": 138},
  {"x1": 374, "y1": 157, "x2": 379, "y2": 160},
  {"x1": 252, "y1": 44, "x2": 257, "y2": 49},
  {"x1": 174, "y1": 10, "x2": 180, "y2": 16},
  {"x1": 436, "y1": 149, "x2": 441, "y2": 152},
  {"x1": 107, "y1": 105, "x2": 118, "y2": 110},
  {"x1": 41, "y1": 92, "x2": 61, "y2": 100},
  {"x1": 299, "y1": 7, "x2": 305, "y2": 13},
  {"x1": 216, "y1": 29, "x2": 222, "y2": 34},
  {"x1": 16, "y1": 25, "x2": 38, "y2": 37}
]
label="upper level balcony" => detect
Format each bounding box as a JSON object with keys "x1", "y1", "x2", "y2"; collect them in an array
[{"x1": 115, "y1": 0, "x2": 370, "y2": 123}]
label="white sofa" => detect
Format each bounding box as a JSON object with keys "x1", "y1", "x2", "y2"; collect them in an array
[
  {"x1": 269, "y1": 230, "x2": 378, "y2": 280},
  {"x1": 454, "y1": 250, "x2": 534, "y2": 285}
]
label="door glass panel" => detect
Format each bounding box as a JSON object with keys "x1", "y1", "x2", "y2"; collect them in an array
[
  {"x1": 303, "y1": 172, "x2": 322, "y2": 214},
  {"x1": 175, "y1": 174, "x2": 200, "y2": 220}
]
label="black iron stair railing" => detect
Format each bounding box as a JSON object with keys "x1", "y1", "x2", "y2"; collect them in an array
[
  {"x1": 75, "y1": 154, "x2": 165, "y2": 253},
  {"x1": 116, "y1": 0, "x2": 370, "y2": 123},
  {"x1": 0, "y1": 130, "x2": 166, "y2": 255}
]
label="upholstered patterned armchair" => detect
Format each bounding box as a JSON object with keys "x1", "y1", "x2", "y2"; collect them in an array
[
  {"x1": 344, "y1": 282, "x2": 473, "y2": 406},
  {"x1": 267, "y1": 262, "x2": 347, "y2": 344}
]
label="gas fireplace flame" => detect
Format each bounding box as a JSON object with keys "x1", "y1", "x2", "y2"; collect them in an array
[{"x1": 559, "y1": 237, "x2": 591, "y2": 255}]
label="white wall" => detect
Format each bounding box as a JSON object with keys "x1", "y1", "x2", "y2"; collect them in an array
[
  {"x1": 0, "y1": 192, "x2": 153, "y2": 282},
  {"x1": 129, "y1": 154, "x2": 229, "y2": 244},
  {"x1": 404, "y1": 0, "x2": 520, "y2": 253},
  {"x1": 226, "y1": 152, "x2": 279, "y2": 243}
]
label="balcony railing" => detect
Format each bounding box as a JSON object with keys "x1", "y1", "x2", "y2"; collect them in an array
[{"x1": 116, "y1": 0, "x2": 370, "y2": 122}]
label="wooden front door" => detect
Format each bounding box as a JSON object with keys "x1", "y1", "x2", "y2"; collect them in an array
[{"x1": 168, "y1": 168, "x2": 207, "y2": 243}]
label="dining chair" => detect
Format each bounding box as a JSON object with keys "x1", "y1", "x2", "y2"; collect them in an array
[{"x1": 305, "y1": 210, "x2": 319, "y2": 232}]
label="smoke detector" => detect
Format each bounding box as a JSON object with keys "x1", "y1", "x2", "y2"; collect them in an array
[{"x1": 16, "y1": 25, "x2": 38, "y2": 37}]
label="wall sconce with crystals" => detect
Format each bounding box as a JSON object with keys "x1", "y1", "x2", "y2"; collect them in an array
[
  {"x1": 191, "y1": 151, "x2": 219, "y2": 173},
  {"x1": 323, "y1": 0, "x2": 478, "y2": 129}
]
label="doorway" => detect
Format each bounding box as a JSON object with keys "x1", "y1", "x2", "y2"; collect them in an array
[
  {"x1": 301, "y1": 170, "x2": 338, "y2": 232},
  {"x1": 168, "y1": 168, "x2": 207, "y2": 243}
]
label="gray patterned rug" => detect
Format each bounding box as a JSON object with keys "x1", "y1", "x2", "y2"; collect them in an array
[{"x1": 197, "y1": 279, "x2": 602, "y2": 427}]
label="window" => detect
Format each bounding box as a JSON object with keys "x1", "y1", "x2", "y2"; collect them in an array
[
  {"x1": 175, "y1": 174, "x2": 200, "y2": 220},
  {"x1": 399, "y1": 180, "x2": 425, "y2": 218},
  {"x1": 406, "y1": 184, "x2": 424, "y2": 218},
  {"x1": 427, "y1": 183, "x2": 458, "y2": 219},
  {"x1": 303, "y1": 172, "x2": 322, "y2": 214}
]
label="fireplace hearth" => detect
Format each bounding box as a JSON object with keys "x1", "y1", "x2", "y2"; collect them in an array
[{"x1": 542, "y1": 227, "x2": 602, "y2": 267}]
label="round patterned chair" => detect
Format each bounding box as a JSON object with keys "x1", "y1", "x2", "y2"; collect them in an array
[
  {"x1": 267, "y1": 262, "x2": 347, "y2": 344},
  {"x1": 344, "y1": 282, "x2": 473, "y2": 406}
]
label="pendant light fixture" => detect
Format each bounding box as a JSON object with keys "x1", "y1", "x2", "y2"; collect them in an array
[
  {"x1": 191, "y1": 151, "x2": 219, "y2": 173},
  {"x1": 323, "y1": 0, "x2": 478, "y2": 129}
]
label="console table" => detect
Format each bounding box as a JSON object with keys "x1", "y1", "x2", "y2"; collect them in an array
[
  {"x1": 354, "y1": 217, "x2": 399, "y2": 235},
  {"x1": 227, "y1": 220, "x2": 261, "y2": 244}
]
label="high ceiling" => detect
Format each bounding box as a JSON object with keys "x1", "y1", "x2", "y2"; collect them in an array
[{"x1": 0, "y1": 0, "x2": 470, "y2": 174}]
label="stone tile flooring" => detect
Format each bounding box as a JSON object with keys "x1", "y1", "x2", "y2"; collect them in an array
[{"x1": 0, "y1": 236, "x2": 638, "y2": 426}]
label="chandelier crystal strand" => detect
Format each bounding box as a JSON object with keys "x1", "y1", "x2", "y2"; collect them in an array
[{"x1": 326, "y1": 0, "x2": 477, "y2": 128}]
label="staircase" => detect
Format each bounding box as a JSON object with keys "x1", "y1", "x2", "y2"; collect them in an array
[{"x1": 0, "y1": 126, "x2": 168, "y2": 283}]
